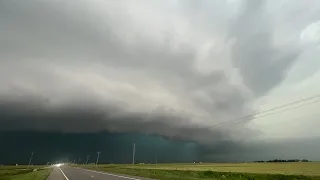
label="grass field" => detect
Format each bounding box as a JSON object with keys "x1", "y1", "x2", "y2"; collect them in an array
[
  {"x1": 130, "y1": 162, "x2": 320, "y2": 176},
  {"x1": 0, "y1": 165, "x2": 51, "y2": 180},
  {"x1": 77, "y1": 162, "x2": 320, "y2": 180}
]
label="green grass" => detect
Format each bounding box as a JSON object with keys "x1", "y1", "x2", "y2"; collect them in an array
[
  {"x1": 0, "y1": 166, "x2": 52, "y2": 180},
  {"x1": 76, "y1": 163, "x2": 320, "y2": 180},
  {"x1": 127, "y1": 163, "x2": 320, "y2": 176}
]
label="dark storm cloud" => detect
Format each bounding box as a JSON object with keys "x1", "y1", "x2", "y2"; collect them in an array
[
  {"x1": 0, "y1": 0, "x2": 252, "y2": 138},
  {"x1": 0, "y1": 0, "x2": 316, "y2": 161},
  {"x1": 0, "y1": 94, "x2": 232, "y2": 144},
  {"x1": 0, "y1": 132, "x2": 198, "y2": 164}
]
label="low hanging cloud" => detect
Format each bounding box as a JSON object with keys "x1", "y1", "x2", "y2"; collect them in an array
[{"x1": 0, "y1": 0, "x2": 318, "y2": 148}]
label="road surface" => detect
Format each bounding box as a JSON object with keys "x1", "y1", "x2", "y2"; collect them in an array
[{"x1": 46, "y1": 166, "x2": 154, "y2": 180}]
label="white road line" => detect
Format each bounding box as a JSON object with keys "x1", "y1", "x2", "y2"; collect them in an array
[
  {"x1": 58, "y1": 167, "x2": 70, "y2": 180},
  {"x1": 76, "y1": 167, "x2": 141, "y2": 180}
]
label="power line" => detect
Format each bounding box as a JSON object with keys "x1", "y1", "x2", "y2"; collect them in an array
[
  {"x1": 210, "y1": 94, "x2": 320, "y2": 128},
  {"x1": 248, "y1": 94, "x2": 320, "y2": 116},
  {"x1": 254, "y1": 99, "x2": 320, "y2": 120}
]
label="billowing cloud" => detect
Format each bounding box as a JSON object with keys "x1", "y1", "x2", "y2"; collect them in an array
[
  {"x1": 229, "y1": 0, "x2": 301, "y2": 95},
  {"x1": 1, "y1": 0, "x2": 320, "y2": 159}
]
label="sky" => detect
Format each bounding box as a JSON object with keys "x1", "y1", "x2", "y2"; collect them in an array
[{"x1": 1, "y1": 0, "x2": 320, "y2": 163}]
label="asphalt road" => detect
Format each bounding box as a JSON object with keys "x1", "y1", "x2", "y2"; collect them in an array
[{"x1": 46, "y1": 166, "x2": 154, "y2": 180}]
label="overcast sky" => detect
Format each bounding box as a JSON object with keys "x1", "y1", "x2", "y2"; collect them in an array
[{"x1": 1, "y1": 0, "x2": 320, "y2": 160}]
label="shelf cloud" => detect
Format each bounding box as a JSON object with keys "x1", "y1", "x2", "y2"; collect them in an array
[{"x1": 1, "y1": 0, "x2": 320, "y2": 160}]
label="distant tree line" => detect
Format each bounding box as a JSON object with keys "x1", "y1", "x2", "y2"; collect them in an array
[{"x1": 254, "y1": 159, "x2": 309, "y2": 163}]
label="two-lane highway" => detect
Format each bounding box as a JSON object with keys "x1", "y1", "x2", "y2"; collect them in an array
[{"x1": 46, "y1": 166, "x2": 154, "y2": 180}]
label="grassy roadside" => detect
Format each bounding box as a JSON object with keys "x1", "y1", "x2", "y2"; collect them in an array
[
  {"x1": 77, "y1": 165, "x2": 320, "y2": 180},
  {"x1": 0, "y1": 166, "x2": 52, "y2": 180}
]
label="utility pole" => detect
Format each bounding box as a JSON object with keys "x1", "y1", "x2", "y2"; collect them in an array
[
  {"x1": 132, "y1": 143, "x2": 136, "y2": 164},
  {"x1": 86, "y1": 155, "x2": 90, "y2": 164},
  {"x1": 96, "y1": 152, "x2": 101, "y2": 167},
  {"x1": 155, "y1": 155, "x2": 158, "y2": 164},
  {"x1": 28, "y1": 152, "x2": 34, "y2": 169}
]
